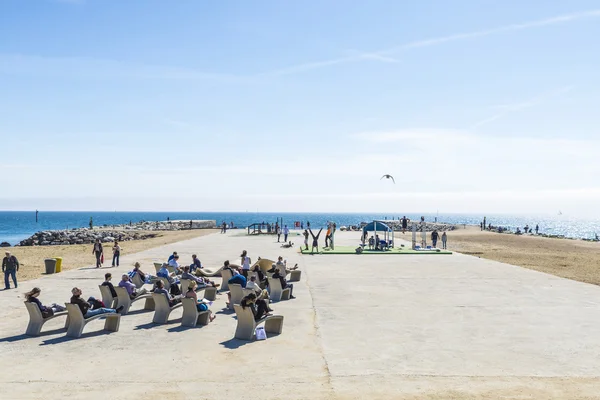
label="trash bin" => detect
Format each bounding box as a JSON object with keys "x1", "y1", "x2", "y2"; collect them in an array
[
  {"x1": 54, "y1": 257, "x2": 63, "y2": 273},
  {"x1": 44, "y1": 258, "x2": 57, "y2": 275}
]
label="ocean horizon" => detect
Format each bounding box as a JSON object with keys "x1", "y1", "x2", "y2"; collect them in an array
[{"x1": 0, "y1": 211, "x2": 598, "y2": 246}]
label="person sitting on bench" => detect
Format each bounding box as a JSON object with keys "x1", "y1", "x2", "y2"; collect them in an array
[
  {"x1": 189, "y1": 254, "x2": 202, "y2": 273},
  {"x1": 240, "y1": 292, "x2": 271, "y2": 321},
  {"x1": 272, "y1": 268, "x2": 295, "y2": 299},
  {"x1": 101, "y1": 273, "x2": 117, "y2": 298},
  {"x1": 153, "y1": 280, "x2": 180, "y2": 307},
  {"x1": 70, "y1": 287, "x2": 123, "y2": 317},
  {"x1": 182, "y1": 265, "x2": 219, "y2": 288},
  {"x1": 185, "y1": 280, "x2": 216, "y2": 322},
  {"x1": 25, "y1": 287, "x2": 65, "y2": 318},
  {"x1": 132, "y1": 262, "x2": 156, "y2": 283},
  {"x1": 268, "y1": 256, "x2": 299, "y2": 274},
  {"x1": 118, "y1": 274, "x2": 148, "y2": 299}
]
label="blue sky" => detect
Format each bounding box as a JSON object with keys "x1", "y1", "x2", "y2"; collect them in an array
[{"x1": 1, "y1": 0, "x2": 599, "y2": 215}]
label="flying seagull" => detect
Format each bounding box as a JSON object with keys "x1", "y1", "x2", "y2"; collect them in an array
[{"x1": 380, "y1": 174, "x2": 395, "y2": 184}]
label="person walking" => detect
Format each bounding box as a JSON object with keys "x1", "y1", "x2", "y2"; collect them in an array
[
  {"x1": 283, "y1": 225, "x2": 290, "y2": 242},
  {"x1": 2, "y1": 251, "x2": 19, "y2": 289},
  {"x1": 431, "y1": 230, "x2": 439, "y2": 248},
  {"x1": 441, "y1": 232, "x2": 447, "y2": 249},
  {"x1": 277, "y1": 225, "x2": 281, "y2": 242},
  {"x1": 111, "y1": 241, "x2": 121, "y2": 267},
  {"x1": 92, "y1": 239, "x2": 103, "y2": 268}
]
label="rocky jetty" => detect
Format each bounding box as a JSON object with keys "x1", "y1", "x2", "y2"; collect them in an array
[
  {"x1": 15, "y1": 220, "x2": 216, "y2": 247},
  {"x1": 358, "y1": 221, "x2": 456, "y2": 232}
]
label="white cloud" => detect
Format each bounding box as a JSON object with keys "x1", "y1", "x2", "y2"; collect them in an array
[{"x1": 261, "y1": 9, "x2": 600, "y2": 76}]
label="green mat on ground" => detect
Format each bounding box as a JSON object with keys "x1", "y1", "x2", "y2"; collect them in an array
[{"x1": 299, "y1": 246, "x2": 452, "y2": 255}]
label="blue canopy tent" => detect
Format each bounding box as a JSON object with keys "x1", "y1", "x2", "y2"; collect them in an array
[{"x1": 362, "y1": 221, "x2": 394, "y2": 249}]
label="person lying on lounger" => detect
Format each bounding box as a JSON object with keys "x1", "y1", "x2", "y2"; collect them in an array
[
  {"x1": 153, "y1": 280, "x2": 180, "y2": 307},
  {"x1": 240, "y1": 292, "x2": 271, "y2": 321},
  {"x1": 181, "y1": 266, "x2": 219, "y2": 289},
  {"x1": 71, "y1": 287, "x2": 123, "y2": 317},
  {"x1": 119, "y1": 274, "x2": 148, "y2": 299},
  {"x1": 185, "y1": 281, "x2": 216, "y2": 322},
  {"x1": 272, "y1": 269, "x2": 296, "y2": 299},
  {"x1": 25, "y1": 287, "x2": 66, "y2": 318}
]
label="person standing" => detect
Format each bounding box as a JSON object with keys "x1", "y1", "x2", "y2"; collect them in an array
[
  {"x1": 483, "y1": 216, "x2": 487, "y2": 230},
  {"x1": 303, "y1": 229, "x2": 309, "y2": 250},
  {"x1": 325, "y1": 224, "x2": 331, "y2": 247},
  {"x1": 535, "y1": 224, "x2": 539, "y2": 234},
  {"x1": 92, "y1": 239, "x2": 103, "y2": 268},
  {"x1": 401, "y1": 216, "x2": 408, "y2": 234},
  {"x1": 431, "y1": 230, "x2": 439, "y2": 248},
  {"x1": 277, "y1": 225, "x2": 281, "y2": 242},
  {"x1": 240, "y1": 250, "x2": 251, "y2": 278},
  {"x1": 111, "y1": 241, "x2": 121, "y2": 267},
  {"x1": 441, "y1": 232, "x2": 447, "y2": 249},
  {"x1": 283, "y1": 225, "x2": 290, "y2": 242},
  {"x1": 2, "y1": 251, "x2": 19, "y2": 290}
]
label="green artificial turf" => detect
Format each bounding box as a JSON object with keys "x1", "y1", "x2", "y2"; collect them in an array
[{"x1": 299, "y1": 246, "x2": 452, "y2": 255}]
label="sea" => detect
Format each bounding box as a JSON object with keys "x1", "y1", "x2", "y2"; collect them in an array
[{"x1": 0, "y1": 211, "x2": 599, "y2": 246}]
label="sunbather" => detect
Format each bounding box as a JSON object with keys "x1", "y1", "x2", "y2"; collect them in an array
[
  {"x1": 272, "y1": 269, "x2": 296, "y2": 299},
  {"x1": 101, "y1": 273, "x2": 117, "y2": 298},
  {"x1": 185, "y1": 280, "x2": 216, "y2": 322},
  {"x1": 25, "y1": 287, "x2": 66, "y2": 318},
  {"x1": 70, "y1": 287, "x2": 123, "y2": 317},
  {"x1": 240, "y1": 292, "x2": 271, "y2": 321},
  {"x1": 153, "y1": 280, "x2": 180, "y2": 307},
  {"x1": 309, "y1": 228, "x2": 323, "y2": 253},
  {"x1": 118, "y1": 274, "x2": 148, "y2": 299}
]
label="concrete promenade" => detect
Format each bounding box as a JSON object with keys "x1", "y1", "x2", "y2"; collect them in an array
[{"x1": 1, "y1": 231, "x2": 600, "y2": 399}]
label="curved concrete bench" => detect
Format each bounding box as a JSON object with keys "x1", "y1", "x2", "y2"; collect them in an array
[
  {"x1": 115, "y1": 287, "x2": 155, "y2": 315},
  {"x1": 24, "y1": 302, "x2": 69, "y2": 336},
  {"x1": 65, "y1": 303, "x2": 120, "y2": 338},
  {"x1": 220, "y1": 269, "x2": 233, "y2": 292},
  {"x1": 180, "y1": 279, "x2": 217, "y2": 301},
  {"x1": 227, "y1": 284, "x2": 254, "y2": 310},
  {"x1": 195, "y1": 266, "x2": 224, "y2": 277},
  {"x1": 267, "y1": 278, "x2": 291, "y2": 302},
  {"x1": 153, "y1": 262, "x2": 162, "y2": 273},
  {"x1": 157, "y1": 277, "x2": 172, "y2": 290},
  {"x1": 151, "y1": 293, "x2": 182, "y2": 324},
  {"x1": 287, "y1": 270, "x2": 301, "y2": 282},
  {"x1": 233, "y1": 304, "x2": 283, "y2": 341},
  {"x1": 181, "y1": 298, "x2": 211, "y2": 327},
  {"x1": 98, "y1": 285, "x2": 117, "y2": 309},
  {"x1": 252, "y1": 259, "x2": 276, "y2": 275},
  {"x1": 131, "y1": 273, "x2": 146, "y2": 289}
]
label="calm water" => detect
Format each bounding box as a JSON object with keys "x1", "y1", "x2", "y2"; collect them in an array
[{"x1": 0, "y1": 211, "x2": 599, "y2": 246}]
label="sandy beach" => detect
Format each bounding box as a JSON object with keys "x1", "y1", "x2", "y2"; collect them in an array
[
  {"x1": 5, "y1": 229, "x2": 218, "y2": 282},
  {"x1": 411, "y1": 225, "x2": 600, "y2": 286}
]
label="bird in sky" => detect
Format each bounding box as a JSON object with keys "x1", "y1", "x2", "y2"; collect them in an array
[{"x1": 380, "y1": 174, "x2": 395, "y2": 184}]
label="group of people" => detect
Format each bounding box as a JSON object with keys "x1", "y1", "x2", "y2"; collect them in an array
[
  {"x1": 92, "y1": 239, "x2": 122, "y2": 268},
  {"x1": 430, "y1": 230, "x2": 448, "y2": 249}
]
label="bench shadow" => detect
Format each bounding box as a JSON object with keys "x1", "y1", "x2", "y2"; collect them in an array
[
  {"x1": 215, "y1": 308, "x2": 234, "y2": 316},
  {"x1": 124, "y1": 308, "x2": 153, "y2": 316},
  {"x1": 134, "y1": 317, "x2": 182, "y2": 330},
  {"x1": 0, "y1": 328, "x2": 66, "y2": 343},
  {"x1": 40, "y1": 329, "x2": 117, "y2": 346},
  {"x1": 167, "y1": 324, "x2": 206, "y2": 333},
  {"x1": 219, "y1": 338, "x2": 251, "y2": 349}
]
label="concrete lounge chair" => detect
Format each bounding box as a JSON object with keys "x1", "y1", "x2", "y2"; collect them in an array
[
  {"x1": 252, "y1": 259, "x2": 276, "y2": 275},
  {"x1": 195, "y1": 266, "x2": 224, "y2": 277},
  {"x1": 287, "y1": 270, "x2": 301, "y2": 282},
  {"x1": 233, "y1": 304, "x2": 283, "y2": 341},
  {"x1": 153, "y1": 262, "x2": 163, "y2": 273},
  {"x1": 157, "y1": 277, "x2": 172, "y2": 290},
  {"x1": 180, "y1": 279, "x2": 218, "y2": 301},
  {"x1": 220, "y1": 268, "x2": 233, "y2": 291},
  {"x1": 267, "y1": 277, "x2": 291, "y2": 302},
  {"x1": 114, "y1": 287, "x2": 155, "y2": 315},
  {"x1": 65, "y1": 303, "x2": 121, "y2": 338},
  {"x1": 151, "y1": 293, "x2": 183, "y2": 324},
  {"x1": 181, "y1": 298, "x2": 211, "y2": 327},
  {"x1": 167, "y1": 265, "x2": 177, "y2": 274},
  {"x1": 228, "y1": 284, "x2": 254, "y2": 310},
  {"x1": 131, "y1": 273, "x2": 145, "y2": 289},
  {"x1": 98, "y1": 285, "x2": 117, "y2": 308},
  {"x1": 24, "y1": 301, "x2": 69, "y2": 336}
]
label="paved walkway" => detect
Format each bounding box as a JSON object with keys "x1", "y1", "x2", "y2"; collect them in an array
[{"x1": 1, "y1": 231, "x2": 600, "y2": 399}]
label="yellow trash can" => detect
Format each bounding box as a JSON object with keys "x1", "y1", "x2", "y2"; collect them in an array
[{"x1": 54, "y1": 257, "x2": 63, "y2": 273}]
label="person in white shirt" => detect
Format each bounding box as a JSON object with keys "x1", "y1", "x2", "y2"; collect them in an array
[
  {"x1": 246, "y1": 276, "x2": 272, "y2": 307},
  {"x1": 168, "y1": 255, "x2": 182, "y2": 274},
  {"x1": 240, "y1": 250, "x2": 251, "y2": 278}
]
